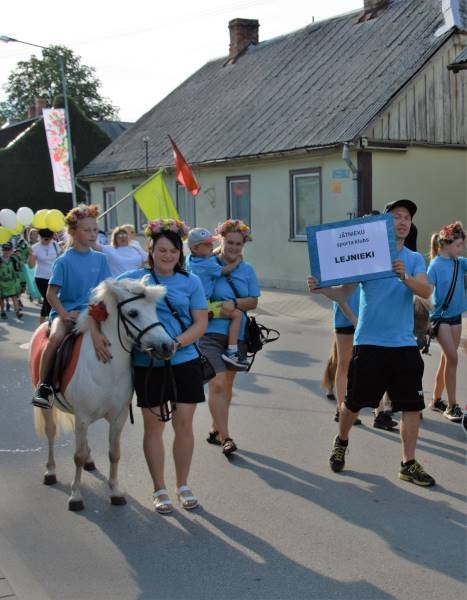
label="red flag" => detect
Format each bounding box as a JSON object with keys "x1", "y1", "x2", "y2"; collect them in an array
[{"x1": 168, "y1": 135, "x2": 201, "y2": 196}]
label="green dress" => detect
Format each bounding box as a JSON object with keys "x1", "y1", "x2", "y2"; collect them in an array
[{"x1": 0, "y1": 256, "x2": 21, "y2": 298}]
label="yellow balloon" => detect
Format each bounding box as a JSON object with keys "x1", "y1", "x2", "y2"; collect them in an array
[
  {"x1": 13, "y1": 222, "x2": 24, "y2": 234},
  {"x1": 45, "y1": 209, "x2": 65, "y2": 232},
  {"x1": 0, "y1": 227, "x2": 12, "y2": 244},
  {"x1": 32, "y1": 209, "x2": 49, "y2": 229}
]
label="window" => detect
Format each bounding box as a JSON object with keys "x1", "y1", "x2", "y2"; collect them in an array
[
  {"x1": 290, "y1": 169, "x2": 321, "y2": 239},
  {"x1": 176, "y1": 184, "x2": 196, "y2": 227},
  {"x1": 227, "y1": 176, "x2": 251, "y2": 225},
  {"x1": 132, "y1": 185, "x2": 146, "y2": 233},
  {"x1": 103, "y1": 188, "x2": 117, "y2": 232}
]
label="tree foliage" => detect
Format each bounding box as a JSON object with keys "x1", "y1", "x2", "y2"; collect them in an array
[{"x1": 0, "y1": 45, "x2": 119, "y2": 121}]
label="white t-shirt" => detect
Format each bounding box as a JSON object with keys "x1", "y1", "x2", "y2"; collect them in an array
[
  {"x1": 32, "y1": 241, "x2": 61, "y2": 279},
  {"x1": 101, "y1": 245, "x2": 146, "y2": 277}
]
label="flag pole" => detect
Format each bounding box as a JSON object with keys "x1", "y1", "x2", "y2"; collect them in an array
[{"x1": 97, "y1": 170, "x2": 162, "y2": 221}]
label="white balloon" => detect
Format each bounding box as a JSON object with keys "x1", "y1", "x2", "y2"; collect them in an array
[
  {"x1": 17, "y1": 206, "x2": 34, "y2": 226},
  {"x1": 0, "y1": 208, "x2": 17, "y2": 230}
]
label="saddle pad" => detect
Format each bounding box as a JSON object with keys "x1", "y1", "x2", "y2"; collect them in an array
[{"x1": 30, "y1": 325, "x2": 83, "y2": 393}]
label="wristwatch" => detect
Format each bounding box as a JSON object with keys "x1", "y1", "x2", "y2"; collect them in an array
[
  {"x1": 404, "y1": 272, "x2": 410, "y2": 281},
  {"x1": 174, "y1": 337, "x2": 182, "y2": 350}
]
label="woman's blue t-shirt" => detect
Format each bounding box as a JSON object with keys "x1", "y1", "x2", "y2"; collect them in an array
[
  {"x1": 206, "y1": 260, "x2": 261, "y2": 338},
  {"x1": 333, "y1": 287, "x2": 360, "y2": 329},
  {"x1": 354, "y1": 247, "x2": 426, "y2": 347},
  {"x1": 116, "y1": 268, "x2": 207, "y2": 366},
  {"x1": 427, "y1": 255, "x2": 467, "y2": 318}
]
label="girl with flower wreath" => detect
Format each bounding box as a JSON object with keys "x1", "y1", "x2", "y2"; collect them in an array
[
  {"x1": 427, "y1": 221, "x2": 467, "y2": 423},
  {"x1": 32, "y1": 204, "x2": 112, "y2": 409},
  {"x1": 199, "y1": 219, "x2": 260, "y2": 457},
  {"x1": 116, "y1": 218, "x2": 208, "y2": 514}
]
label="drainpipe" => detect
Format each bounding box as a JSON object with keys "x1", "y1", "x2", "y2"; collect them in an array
[{"x1": 342, "y1": 143, "x2": 358, "y2": 218}]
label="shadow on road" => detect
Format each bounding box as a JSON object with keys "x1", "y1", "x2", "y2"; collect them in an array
[{"x1": 230, "y1": 449, "x2": 465, "y2": 586}]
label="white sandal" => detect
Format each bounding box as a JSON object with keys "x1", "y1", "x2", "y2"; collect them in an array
[
  {"x1": 177, "y1": 485, "x2": 199, "y2": 510},
  {"x1": 153, "y1": 489, "x2": 173, "y2": 514}
]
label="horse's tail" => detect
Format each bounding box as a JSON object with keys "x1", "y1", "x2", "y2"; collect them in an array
[
  {"x1": 33, "y1": 406, "x2": 75, "y2": 438},
  {"x1": 321, "y1": 336, "x2": 338, "y2": 392}
]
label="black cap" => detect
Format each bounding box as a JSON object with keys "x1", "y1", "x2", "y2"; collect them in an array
[
  {"x1": 38, "y1": 228, "x2": 54, "y2": 238},
  {"x1": 2, "y1": 242, "x2": 13, "y2": 250},
  {"x1": 383, "y1": 199, "x2": 417, "y2": 218}
]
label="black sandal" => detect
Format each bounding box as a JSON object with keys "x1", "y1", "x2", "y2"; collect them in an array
[
  {"x1": 206, "y1": 431, "x2": 221, "y2": 446},
  {"x1": 222, "y1": 437, "x2": 237, "y2": 456}
]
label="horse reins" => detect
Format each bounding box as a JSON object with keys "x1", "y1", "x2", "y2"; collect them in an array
[{"x1": 115, "y1": 293, "x2": 167, "y2": 355}]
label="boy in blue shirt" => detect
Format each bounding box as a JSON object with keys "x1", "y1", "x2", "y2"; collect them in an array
[
  {"x1": 186, "y1": 227, "x2": 248, "y2": 370},
  {"x1": 308, "y1": 199, "x2": 436, "y2": 487}
]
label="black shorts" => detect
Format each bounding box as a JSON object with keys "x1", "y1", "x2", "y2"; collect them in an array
[
  {"x1": 432, "y1": 315, "x2": 462, "y2": 327},
  {"x1": 133, "y1": 359, "x2": 205, "y2": 408},
  {"x1": 345, "y1": 345, "x2": 425, "y2": 414},
  {"x1": 335, "y1": 326, "x2": 355, "y2": 335}
]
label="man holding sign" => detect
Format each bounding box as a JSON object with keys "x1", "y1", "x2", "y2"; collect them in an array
[{"x1": 308, "y1": 199, "x2": 435, "y2": 486}]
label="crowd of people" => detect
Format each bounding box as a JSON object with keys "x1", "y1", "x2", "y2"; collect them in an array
[{"x1": 2, "y1": 198, "x2": 465, "y2": 511}]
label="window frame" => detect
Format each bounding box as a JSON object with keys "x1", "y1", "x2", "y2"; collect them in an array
[
  {"x1": 103, "y1": 187, "x2": 117, "y2": 233},
  {"x1": 176, "y1": 183, "x2": 196, "y2": 228},
  {"x1": 289, "y1": 168, "x2": 322, "y2": 241},
  {"x1": 226, "y1": 175, "x2": 251, "y2": 226}
]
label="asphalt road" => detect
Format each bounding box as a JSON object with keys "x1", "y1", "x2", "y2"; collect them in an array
[{"x1": 0, "y1": 296, "x2": 465, "y2": 600}]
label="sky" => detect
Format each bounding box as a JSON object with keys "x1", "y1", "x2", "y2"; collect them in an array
[{"x1": 1, "y1": 0, "x2": 363, "y2": 123}]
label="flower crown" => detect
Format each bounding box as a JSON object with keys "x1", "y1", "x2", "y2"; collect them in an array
[
  {"x1": 144, "y1": 218, "x2": 189, "y2": 240},
  {"x1": 214, "y1": 219, "x2": 252, "y2": 242},
  {"x1": 65, "y1": 204, "x2": 99, "y2": 227},
  {"x1": 438, "y1": 221, "x2": 465, "y2": 243}
]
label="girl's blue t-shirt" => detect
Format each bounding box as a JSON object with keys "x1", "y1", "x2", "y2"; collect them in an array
[
  {"x1": 354, "y1": 247, "x2": 426, "y2": 347},
  {"x1": 116, "y1": 268, "x2": 207, "y2": 366},
  {"x1": 186, "y1": 254, "x2": 223, "y2": 299},
  {"x1": 206, "y1": 260, "x2": 261, "y2": 338},
  {"x1": 427, "y1": 255, "x2": 467, "y2": 318},
  {"x1": 333, "y1": 286, "x2": 360, "y2": 329},
  {"x1": 48, "y1": 248, "x2": 111, "y2": 318}
]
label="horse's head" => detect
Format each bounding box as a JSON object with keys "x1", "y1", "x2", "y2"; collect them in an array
[{"x1": 91, "y1": 276, "x2": 174, "y2": 359}]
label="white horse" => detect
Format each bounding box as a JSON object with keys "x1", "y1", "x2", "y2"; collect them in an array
[{"x1": 29, "y1": 276, "x2": 174, "y2": 511}]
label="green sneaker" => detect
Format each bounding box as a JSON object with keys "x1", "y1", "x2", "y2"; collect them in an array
[
  {"x1": 329, "y1": 435, "x2": 347, "y2": 472},
  {"x1": 399, "y1": 460, "x2": 435, "y2": 487}
]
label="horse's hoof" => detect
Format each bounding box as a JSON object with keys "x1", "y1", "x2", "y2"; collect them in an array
[
  {"x1": 84, "y1": 461, "x2": 96, "y2": 472},
  {"x1": 111, "y1": 496, "x2": 127, "y2": 506},
  {"x1": 43, "y1": 474, "x2": 57, "y2": 486},
  {"x1": 68, "y1": 499, "x2": 84, "y2": 511}
]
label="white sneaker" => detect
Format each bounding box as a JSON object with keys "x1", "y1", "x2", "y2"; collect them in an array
[
  {"x1": 221, "y1": 350, "x2": 249, "y2": 370},
  {"x1": 443, "y1": 404, "x2": 463, "y2": 423}
]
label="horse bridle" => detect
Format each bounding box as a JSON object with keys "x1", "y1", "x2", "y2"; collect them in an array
[{"x1": 116, "y1": 293, "x2": 168, "y2": 356}]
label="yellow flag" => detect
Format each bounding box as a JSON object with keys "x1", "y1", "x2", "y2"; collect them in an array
[{"x1": 133, "y1": 172, "x2": 180, "y2": 220}]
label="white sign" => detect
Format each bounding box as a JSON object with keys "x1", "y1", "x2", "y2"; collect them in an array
[{"x1": 307, "y1": 215, "x2": 397, "y2": 286}]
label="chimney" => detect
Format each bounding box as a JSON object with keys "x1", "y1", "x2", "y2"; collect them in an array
[
  {"x1": 358, "y1": 0, "x2": 389, "y2": 21},
  {"x1": 228, "y1": 18, "x2": 259, "y2": 60},
  {"x1": 27, "y1": 97, "x2": 48, "y2": 118},
  {"x1": 34, "y1": 97, "x2": 48, "y2": 116},
  {"x1": 364, "y1": 0, "x2": 388, "y2": 10}
]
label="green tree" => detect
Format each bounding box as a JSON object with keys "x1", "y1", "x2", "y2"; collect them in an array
[{"x1": 0, "y1": 45, "x2": 119, "y2": 121}]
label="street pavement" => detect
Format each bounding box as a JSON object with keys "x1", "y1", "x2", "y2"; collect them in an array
[{"x1": 0, "y1": 290, "x2": 465, "y2": 600}]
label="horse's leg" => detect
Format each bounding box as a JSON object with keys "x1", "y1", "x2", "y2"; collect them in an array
[
  {"x1": 68, "y1": 419, "x2": 90, "y2": 511},
  {"x1": 42, "y1": 408, "x2": 57, "y2": 485},
  {"x1": 83, "y1": 451, "x2": 96, "y2": 472},
  {"x1": 108, "y1": 409, "x2": 129, "y2": 506}
]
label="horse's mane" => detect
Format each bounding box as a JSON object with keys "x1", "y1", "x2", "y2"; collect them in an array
[{"x1": 74, "y1": 275, "x2": 165, "y2": 334}]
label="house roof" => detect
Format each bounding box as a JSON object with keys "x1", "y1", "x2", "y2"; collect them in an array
[
  {"x1": 79, "y1": 0, "x2": 466, "y2": 179},
  {"x1": 0, "y1": 115, "x2": 131, "y2": 150}
]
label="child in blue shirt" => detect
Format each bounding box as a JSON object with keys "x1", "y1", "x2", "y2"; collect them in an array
[
  {"x1": 186, "y1": 227, "x2": 248, "y2": 370},
  {"x1": 32, "y1": 205, "x2": 111, "y2": 408}
]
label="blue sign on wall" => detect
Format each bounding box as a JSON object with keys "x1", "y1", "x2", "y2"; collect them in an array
[{"x1": 331, "y1": 169, "x2": 350, "y2": 179}]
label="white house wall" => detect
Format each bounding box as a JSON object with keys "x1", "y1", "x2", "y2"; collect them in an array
[{"x1": 89, "y1": 145, "x2": 466, "y2": 290}]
